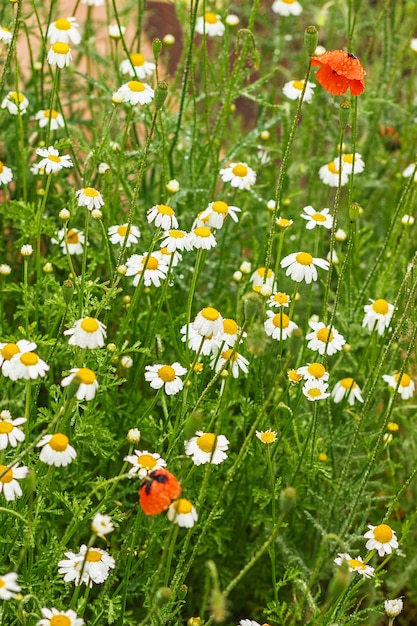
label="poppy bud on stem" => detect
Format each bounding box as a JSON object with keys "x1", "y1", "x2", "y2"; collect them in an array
[
  {"x1": 304, "y1": 26, "x2": 318, "y2": 57},
  {"x1": 155, "y1": 81, "x2": 168, "y2": 109},
  {"x1": 339, "y1": 99, "x2": 351, "y2": 129},
  {"x1": 152, "y1": 38, "x2": 162, "y2": 60}
]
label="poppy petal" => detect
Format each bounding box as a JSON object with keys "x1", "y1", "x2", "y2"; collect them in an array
[
  {"x1": 349, "y1": 78, "x2": 365, "y2": 96},
  {"x1": 316, "y1": 64, "x2": 350, "y2": 95},
  {"x1": 139, "y1": 469, "x2": 182, "y2": 516}
]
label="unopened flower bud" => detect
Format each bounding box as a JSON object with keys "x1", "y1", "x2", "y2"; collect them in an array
[
  {"x1": 62, "y1": 279, "x2": 75, "y2": 305},
  {"x1": 117, "y1": 264, "x2": 127, "y2": 276},
  {"x1": 279, "y1": 486, "x2": 296, "y2": 512},
  {"x1": 127, "y1": 428, "x2": 141, "y2": 443},
  {"x1": 339, "y1": 99, "x2": 351, "y2": 129},
  {"x1": 59, "y1": 208, "x2": 70, "y2": 221},
  {"x1": 21, "y1": 244, "x2": 33, "y2": 256},
  {"x1": 154, "y1": 81, "x2": 168, "y2": 109},
  {"x1": 153, "y1": 38, "x2": 163, "y2": 60},
  {"x1": 304, "y1": 25, "x2": 318, "y2": 57}
]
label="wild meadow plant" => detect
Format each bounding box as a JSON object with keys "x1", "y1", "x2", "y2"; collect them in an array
[{"x1": 0, "y1": 0, "x2": 417, "y2": 624}]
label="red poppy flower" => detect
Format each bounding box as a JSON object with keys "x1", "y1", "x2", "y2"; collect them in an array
[
  {"x1": 311, "y1": 50, "x2": 365, "y2": 96},
  {"x1": 139, "y1": 468, "x2": 182, "y2": 515}
]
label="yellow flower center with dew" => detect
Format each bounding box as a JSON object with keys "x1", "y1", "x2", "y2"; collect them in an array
[
  {"x1": 316, "y1": 328, "x2": 334, "y2": 343},
  {"x1": 158, "y1": 365, "x2": 176, "y2": 382},
  {"x1": 48, "y1": 153, "x2": 62, "y2": 163},
  {"x1": 342, "y1": 154, "x2": 354, "y2": 164},
  {"x1": 1, "y1": 343, "x2": 19, "y2": 361},
  {"x1": 221, "y1": 348, "x2": 238, "y2": 361},
  {"x1": 231, "y1": 163, "x2": 248, "y2": 177},
  {"x1": 137, "y1": 454, "x2": 157, "y2": 469},
  {"x1": 50, "y1": 615, "x2": 71, "y2": 626},
  {"x1": 86, "y1": 549, "x2": 102, "y2": 563},
  {"x1": 312, "y1": 213, "x2": 327, "y2": 222},
  {"x1": 201, "y1": 307, "x2": 220, "y2": 321},
  {"x1": 49, "y1": 433, "x2": 69, "y2": 452},
  {"x1": 373, "y1": 524, "x2": 393, "y2": 543},
  {"x1": 204, "y1": 12, "x2": 218, "y2": 24},
  {"x1": 295, "y1": 252, "x2": 313, "y2": 265},
  {"x1": 117, "y1": 225, "x2": 128, "y2": 237},
  {"x1": 127, "y1": 80, "x2": 145, "y2": 92},
  {"x1": 197, "y1": 433, "x2": 217, "y2": 453},
  {"x1": 75, "y1": 368, "x2": 96, "y2": 385},
  {"x1": 394, "y1": 372, "x2": 411, "y2": 387},
  {"x1": 173, "y1": 498, "x2": 193, "y2": 514},
  {"x1": 256, "y1": 267, "x2": 273, "y2": 278},
  {"x1": 157, "y1": 204, "x2": 174, "y2": 215},
  {"x1": 66, "y1": 229, "x2": 79, "y2": 244},
  {"x1": 55, "y1": 18, "x2": 72, "y2": 30},
  {"x1": 0, "y1": 421, "x2": 13, "y2": 434},
  {"x1": 20, "y1": 352, "x2": 39, "y2": 366},
  {"x1": 83, "y1": 187, "x2": 99, "y2": 197},
  {"x1": 130, "y1": 52, "x2": 145, "y2": 66},
  {"x1": 349, "y1": 558, "x2": 365, "y2": 570},
  {"x1": 272, "y1": 313, "x2": 290, "y2": 329},
  {"x1": 80, "y1": 317, "x2": 100, "y2": 333},
  {"x1": 328, "y1": 161, "x2": 340, "y2": 174},
  {"x1": 0, "y1": 162, "x2": 3, "y2": 173},
  {"x1": 194, "y1": 226, "x2": 211, "y2": 238},
  {"x1": 307, "y1": 363, "x2": 326, "y2": 378},
  {"x1": 372, "y1": 299, "x2": 389, "y2": 314},
  {"x1": 168, "y1": 229, "x2": 184, "y2": 239},
  {"x1": 223, "y1": 318, "x2": 238, "y2": 335},
  {"x1": 0, "y1": 465, "x2": 13, "y2": 483},
  {"x1": 142, "y1": 255, "x2": 158, "y2": 270},
  {"x1": 307, "y1": 387, "x2": 323, "y2": 399},
  {"x1": 292, "y1": 80, "x2": 304, "y2": 90},
  {"x1": 10, "y1": 92, "x2": 24, "y2": 104},
  {"x1": 340, "y1": 377, "x2": 356, "y2": 389},
  {"x1": 44, "y1": 108, "x2": 59, "y2": 119},
  {"x1": 212, "y1": 201, "x2": 228, "y2": 214},
  {"x1": 52, "y1": 42, "x2": 70, "y2": 55},
  {"x1": 273, "y1": 292, "x2": 289, "y2": 305},
  {"x1": 259, "y1": 431, "x2": 277, "y2": 444}
]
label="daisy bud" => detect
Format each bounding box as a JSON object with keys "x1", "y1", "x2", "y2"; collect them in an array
[
  {"x1": 225, "y1": 14, "x2": 239, "y2": 27},
  {"x1": 166, "y1": 179, "x2": 180, "y2": 194},
  {"x1": 107, "y1": 343, "x2": 117, "y2": 352},
  {"x1": 260, "y1": 130, "x2": 270, "y2": 140},
  {"x1": 163, "y1": 33, "x2": 175, "y2": 47},
  {"x1": 62, "y1": 279, "x2": 75, "y2": 305},
  {"x1": 154, "y1": 80, "x2": 168, "y2": 109},
  {"x1": 0, "y1": 264, "x2": 11, "y2": 275},
  {"x1": 43, "y1": 262, "x2": 53, "y2": 273},
  {"x1": 339, "y1": 99, "x2": 351, "y2": 129},
  {"x1": 127, "y1": 428, "x2": 141, "y2": 443},
  {"x1": 335, "y1": 228, "x2": 347, "y2": 242},
  {"x1": 21, "y1": 244, "x2": 33, "y2": 256},
  {"x1": 91, "y1": 208, "x2": 102, "y2": 220},
  {"x1": 385, "y1": 598, "x2": 403, "y2": 617},
  {"x1": 188, "y1": 619, "x2": 202, "y2": 626},
  {"x1": 120, "y1": 355, "x2": 133, "y2": 369},
  {"x1": 155, "y1": 587, "x2": 173, "y2": 606},
  {"x1": 152, "y1": 38, "x2": 162, "y2": 59},
  {"x1": 279, "y1": 486, "x2": 296, "y2": 512},
  {"x1": 304, "y1": 25, "x2": 318, "y2": 57},
  {"x1": 59, "y1": 208, "x2": 70, "y2": 221},
  {"x1": 233, "y1": 270, "x2": 243, "y2": 282},
  {"x1": 240, "y1": 261, "x2": 252, "y2": 274},
  {"x1": 349, "y1": 202, "x2": 361, "y2": 221},
  {"x1": 117, "y1": 264, "x2": 127, "y2": 276}
]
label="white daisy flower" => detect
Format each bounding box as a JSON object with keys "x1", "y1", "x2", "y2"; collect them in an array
[
  {"x1": 256, "y1": 429, "x2": 278, "y2": 444},
  {"x1": 0, "y1": 161, "x2": 13, "y2": 185},
  {"x1": 267, "y1": 292, "x2": 291, "y2": 308},
  {"x1": 47, "y1": 17, "x2": 81, "y2": 45},
  {"x1": 272, "y1": 0, "x2": 303, "y2": 16},
  {"x1": 305, "y1": 321, "x2": 346, "y2": 356},
  {"x1": 402, "y1": 163, "x2": 417, "y2": 182},
  {"x1": 282, "y1": 79, "x2": 315, "y2": 103},
  {"x1": 193, "y1": 307, "x2": 224, "y2": 338},
  {"x1": 124, "y1": 449, "x2": 167, "y2": 478},
  {"x1": 239, "y1": 620, "x2": 262, "y2": 626},
  {"x1": 302, "y1": 378, "x2": 330, "y2": 401},
  {"x1": 167, "y1": 499, "x2": 198, "y2": 528},
  {"x1": 64, "y1": 317, "x2": 107, "y2": 349},
  {"x1": 0, "y1": 264, "x2": 11, "y2": 275},
  {"x1": 341, "y1": 152, "x2": 365, "y2": 174},
  {"x1": 219, "y1": 162, "x2": 256, "y2": 190},
  {"x1": 0, "y1": 26, "x2": 12, "y2": 45},
  {"x1": 184, "y1": 431, "x2": 229, "y2": 465},
  {"x1": 383, "y1": 372, "x2": 415, "y2": 400},
  {"x1": 264, "y1": 310, "x2": 298, "y2": 341},
  {"x1": 34, "y1": 108, "x2": 65, "y2": 130},
  {"x1": 108, "y1": 23, "x2": 126, "y2": 39},
  {"x1": 198, "y1": 200, "x2": 241, "y2": 229},
  {"x1": 91, "y1": 513, "x2": 114, "y2": 538},
  {"x1": 37, "y1": 433, "x2": 77, "y2": 467},
  {"x1": 332, "y1": 378, "x2": 364, "y2": 405},
  {"x1": 180, "y1": 324, "x2": 223, "y2": 355},
  {"x1": 334, "y1": 553, "x2": 374, "y2": 579},
  {"x1": 364, "y1": 523, "x2": 399, "y2": 556},
  {"x1": 82, "y1": 0, "x2": 104, "y2": 5},
  {"x1": 384, "y1": 599, "x2": 403, "y2": 617},
  {"x1": 47, "y1": 42, "x2": 72, "y2": 68},
  {"x1": 195, "y1": 13, "x2": 225, "y2": 37},
  {"x1": 147, "y1": 204, "x2": 178, "y2": 230},
  {"x1": 1, "y1": 91, "x2": 29, "y2": 115},
  {"x1": 159, "y1": 246, "x2": 182, "y2": 267},
  {"x1": 276, "y1": 216, "x2": 293, "y2": 229},
  {"x1": 108, "y1": 224, "x2": 140, "y2": 247},
  {"x1": 53, "y1": 228, "x2": 84, "y2": 255},
  {"x1": 58, "y1": 545, "x2": 115, "y2": 587},
  {"x1": 144, "y1": 362, "x2": 187, "y2": 395},
  {"x1": 217, "y1": 318, "x2": 246, "y2": 348},
  {"x1": 210, "y1": 348, "x2": 249, "y2": 378},
  {"x1": 125, "y1": 251, "x2": 169, "y2": 287},
  {"x1": 319, "y1": 160, "x2": 349, "y2": 187},
  {"x1": 61, "y1": 368, "x2": 99, "y2": 401},
  {"x1": 119, "y1": 53, "x2": 155, "y2": 79},
  {"x1": 0, "y1": 463, "x2": 28, "y2": 501},
  {"x1": 36, "y1": 146, "x2": 73, "y2": 174},
  {"x1": 76, "y1": 187, "x2": 104, "y2": 211},
  {"x1": 160, "y1": 229, "x2": 192, "y2": 252},
  {"x1": 362, "y1": 298, "x2": 394, "y2": 335},
  {"x1": 0, "y1": 572, "x2": 21, "y2": 600},
  {"x1": 300, "y1": 205, "x2": 333, "y2": 230},
  {"x1": 188, "y1": 226, "x2": 217, "y2": 250},
  {"x1": 280, "y1": 252, "x2": 329, "y2": 284},
  {"x1": 113, "y1": 81, "x2": 154, "y2": 106},
  {"x1": 297, "y1": 362, "x2": 329, "y2": 382},
  {"x1": 0, "y1": 410, "x2": 26, "y2": 449},
  {"x1": 37, "y1": 607, "x2": 84, "y2": 626},
  {"x1": 0, "y1": 339, "x2": 37, "y2": 374},
  {"x1": 250, "y1": 267, "x2": 275, "y2": 293},
  {"x1": 6, "y1": 351, "x2": 49, "y2": 380}
]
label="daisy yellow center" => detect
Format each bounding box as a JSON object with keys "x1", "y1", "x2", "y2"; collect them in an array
[
  {"x1": 0, "y1": 422, "x2": 13, "y2": 434},
  {"x1": 160, "y1": 247, "x2": 171, "y2": 256},
  {"x1": 173, "y1": 498, "x2": 193, "y2": 514},
  {"x1": 130, "y1": 53, "x2": 145, "y2": 66},
  {"x1": 204, "y1": 12, "x2": 218, "y2": 23},
  {"x1": 137, "y1": 454, "x2": 157, "y2": 469},
  {"x1": 312, "y1": 213, "x2": 327, "y2": 222},
  {"x1": 307, "y1": 363, "x2": 326, "y2": 378},
  {"x1": 318, "y1": 452, "x2": 328, "y2": 461},
  {"x1": 260, "y1": 431, "x2": 277, "y2": 443},
  {"x1": 1, "y1": 343, "x2": 19, "y2": 360},
  {"x1": 55, "y1": 18, "x2": 72, "y2": 30},
  {"x1": 349, "y1": 558, "x2": 365, "y2": 570},
  {"x1": 83, "y1": 187, "x2": 99, "y2": 197},
  {"x1": 193, "y1": 362, "x2": 203, "y2": 373},
  {"x1": 387, "y1": 422, "x2": 399, "y2": 432},
  {"x1": 223, "y1": 318, "x2": 238, "y2": 334},
  {"x1": 86, "y1": 549, "x2": 102, "y2": 563},
  {"x1": 372, "y1": 299, "x2": 389, "y2": 314},
  {"x1": 0, "y1": 579, "x2": 4, "y2": 588},
  {"x1": 197, "y1": 433, "x2": 217, "y2": 453},
  {"x1": 277, "y1": 218, "x2": 292, "y2": 228},
  {"x1": 117, "y1": 225, "x2": 128, "y2": 237},
  {"x1": 272, "y1": 313, "x2": 290, "y2": 329},
  {"x1": 168, "y1": 230, "x2": 184, "y2": 239},
  {"x1": 66, "y1": 229, "x2": 79, "y2": 244},
  {"x1": 194, "y1": 226, "x2": 211, "y2": 238},
  {"x1": 394, "y1": 372, "x2": 411, "y2": 387},
  {"x1": 295, "y1": 252, "x2": 313, "y2": 265},
  {"x1": 282, "y1": 0, "x2": 296, "y2": 3},
  {"x1": 49, "y1": 433, "x2": 69, "y2": 452},
  {"x1": 80, "y1": 317, "x2": 99, "y2": 333},
  {"x1": 373, "y1": 524, "x2": 393, "y2": 543},
  {"x1": 127, "y1": 80, "x2": 145, "y2": 92},
  {"x1": 328, "y1": 162, "x2": 339, "y2": 174},
  {"x1": 340, "y1": 377, "x2": 356, "y2": 389},
  {"x1": 308, "y1": 388, "x2": 322, "y2": 398},
  {"x1": 0, "y1": 27, "x2": 11, "y2": 33},
  {"x1": 0, "y1": 465, "x2": 13, "y2": 483},
  {"x1": 20, "y1": 352, "x2": 39, "y2": 366},
  {"x1": 256, "y1": 267, "x2": 273, "y2": 278},
  {"x1": 44, "y1": 109, "x2": 59, "y2": 119},
  {"x1": 48, "y1": 154, "x2": 62, "y2": 163},
  {"x1": 201, "y1": 307, "x2": 220, "y2": 321},
  {"x1": 75, "y1": 368, "x2": 96, "y2": 385},
  {"x1": 10, "y1": 92, "x2": 24, "y2": 104},
  {"x1": 343, "y1": 154, "x2": 354, "y2": 164},
  {"x1": 50, "y1": 615, "x2": 71, "y2": 626},
  {"x1": 231, "y1": 164, "x2": 248, "y2": 177},
  {"x1": 221, "y1": 348, "x2": 238, "y2": 361},
  {"x1": 288, "y1": 369, "x2": 302, "y2": 382},
  {"x1": 0, "y1": 162, "x2": 3, "y2": 173},
  {"x1": 142, "y1": 255, "x2": 158, "y2": 270},
  {"x1": 273, "y1": 292, "x2": 289, "y2": 305},
  {"x1": 317, "y1": 328, "x2": 334, "y2": 343},
  {"x1": 212, "y1": 201, "x2": 228, "y2": 214},
  {"x1": 158, "y1": 365, "x2": 176, "y2": 382},
  {"x1": 292, "y1": 80, "x2": 304, "y2": 90},
  {"x1": 52, "y1": 42, "x2": 70, "y2": 55},
  {"x1": 157, "y1": 204, "x2": 174, "y2": 215}
]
